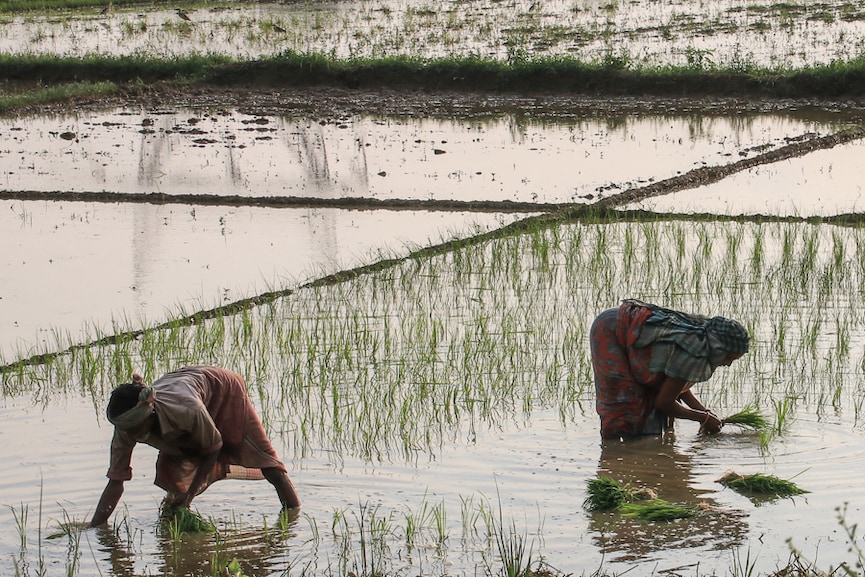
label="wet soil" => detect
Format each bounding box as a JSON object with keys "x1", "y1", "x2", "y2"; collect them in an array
[{"x1": 35, "y1": 81, "x2": 865, "y2": 121}]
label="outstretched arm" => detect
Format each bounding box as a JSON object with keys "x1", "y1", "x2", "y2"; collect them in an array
[
  {"x1": 90, "y1": 479, "x2": 125, "y2": 526},
  {"x1": 262, "y1": 467, "x2": 301, "y2": 510},
  {"x1": 679, "y1": 388, "x2": 708, "y2": 411}
]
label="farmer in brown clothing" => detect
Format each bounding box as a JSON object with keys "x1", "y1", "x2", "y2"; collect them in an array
[{"x1": 90, "y1": 366, "x2": 300, "y2": 526}]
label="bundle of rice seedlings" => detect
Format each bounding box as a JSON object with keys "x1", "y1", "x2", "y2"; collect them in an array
[
  {"x1": 584, "y1": 476, "x2": 656, "y2": 511},
  {"x1": 168, "y1": 507, "x2": 216, "y2": 534},
  {"x1": 722, "y1": 405, "x2": 771, "y2": 430},
  {"x1": 717, "y1": 471, "x2": 809, "y2": 497},
  {"x1": 620, "y1": 499, "x2": 695, "y2": 521}
]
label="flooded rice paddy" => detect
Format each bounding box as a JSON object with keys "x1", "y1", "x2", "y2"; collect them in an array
[
  {"x1": 3, "y1": 99, "x2": 865, "y2": 576},
  {"x1": 4, "y1": 1, "x2": 865, "y2": 576},
  {"x1": 2, "y1": 0, "x2": 865, "y2": 67},
  {"x1": 3, "y1": 104, "x2": 853, "y2": 358},
  {"x1": 5, "y1": 209, "x2": 865, "y2": 576}
]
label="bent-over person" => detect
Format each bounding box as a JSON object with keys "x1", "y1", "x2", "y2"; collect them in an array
[
  {"x1": 90, "y1": 366, "x2": 300, "y2": 526},
  {"x1": 590, "y1": 299, "x2": 750, "y2": 439}
]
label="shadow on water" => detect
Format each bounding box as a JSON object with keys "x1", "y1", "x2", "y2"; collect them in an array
[{"x1": 589, "y1": 433, "x2": 749, "y2": 565}]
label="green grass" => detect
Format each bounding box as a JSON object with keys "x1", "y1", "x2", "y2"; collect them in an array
[
  {"x1": 0, "y1": 53, "x2": 230, "y2": 85},
  {"x1": 0, "y1": 81, "x2": 117, "y2": 113},
  {"x1": 0, "y1": 0, "x2": 188, "y2": 13},
  {"x1": 1, "y1": 51, "x2": 865, "y2": 99}
]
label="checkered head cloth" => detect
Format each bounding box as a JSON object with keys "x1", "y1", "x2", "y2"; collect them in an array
[{"x1": 706, "y1": 316, "x2": 750, "y2": 354}]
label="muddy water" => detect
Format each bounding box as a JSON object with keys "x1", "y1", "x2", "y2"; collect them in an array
[
  {"x1": 1, "y1": 0, "x2": 864, "y2": 67},
  {"x1": 0, "y1": 199, "x2": 520, "y2": 359}
]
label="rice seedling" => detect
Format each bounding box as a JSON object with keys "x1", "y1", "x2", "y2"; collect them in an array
[
  {"x1": 164, "y1": 507, "x2": 217, "y2": 536},
  {"x1": 717, "y1": 471, "x2": 809, "y2": 498},
  {"x1": 722, "y1": 405, "x2": 771, "y2": 430},
  {"x1": 772, "y1": 395, "x2": 797, "y2": 435},
  {"x1": 8, "y1": 207, "x2": 865, "y2": 575},
  {"x1": 219, "y1": 558, "x2": 251, "y2": 577},
  {"x1": 619, "y1": 499, "x2": 695, "y2": 522},
  {"x1": 583, "y1": 476, "x2": 656, "y2": 511},
  {"x1": 729, "y1": 545, "x2": 759, "y2": 577},
  {"x1": 490, "y1": 517, "x2": 537, "y2": 577}
]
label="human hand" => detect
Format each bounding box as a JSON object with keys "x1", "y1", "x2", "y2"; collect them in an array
[
  {"x1": 699, "y1": 411, "x2": 723, "y2": 434},
  {"x1": 164, "y1": 492, "x2": 191, "y2": 511}
]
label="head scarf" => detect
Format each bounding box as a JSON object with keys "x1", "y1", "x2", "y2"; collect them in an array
[
  {"x1": 706, "y1": 316, "x2": 750, "y2": 354},
  {"x1": 628, "y1": 299, "x2": 749, "y2": 382},
  {"x1": 107, "y1": 379, "x2": 155, "y2": 429}
]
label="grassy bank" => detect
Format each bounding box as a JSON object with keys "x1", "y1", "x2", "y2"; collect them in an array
[{"x1": 2, "y1": 51, "x2": 865, "y2": 107}]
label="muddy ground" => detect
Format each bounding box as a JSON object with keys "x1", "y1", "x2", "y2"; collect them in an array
[{"x1": 34, "y1": 81, "x2": 865, "y2": 120}]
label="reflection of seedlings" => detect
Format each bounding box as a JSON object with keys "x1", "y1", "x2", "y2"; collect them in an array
[{"x1": 619, "y1": 500, "x2": 695, "y2": 522}]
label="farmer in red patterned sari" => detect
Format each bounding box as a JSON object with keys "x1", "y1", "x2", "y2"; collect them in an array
[
  {"x1": 590, "y1": 299, "x2": 750, "y2": 439},
  {"x1": 90, "y1": 366, "x2": 300, "y2": 526}
]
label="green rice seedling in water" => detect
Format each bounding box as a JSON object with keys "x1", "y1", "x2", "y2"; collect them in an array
[
  {"x1": 730, "y1": 545, "x2": 759, "y2": 577},
  {"x1": 619, "y1": 499, "x2": 695, "y2": 522},
  {"x1": 486, "y1": 486, "x2": 541, "y2": 577},
  {"x1": 722, "y1": 405, "x2": 771, "y2": 430},
  {"x1": 773, "y1": 395, "x2": 797, "y2": 435},
  {"x1": 583, "y1": 476, "x2": 656, "y2": 511},
  {"x1": 491, "y1": 517, "x2": 536, "y2": 577},
  {"x1": 431, "y1": 500, "x2": 448, "y2": 548},
  {"x1": 717, "y1": 471, "x2": 809, "y2": 498},
  {"x1": 220, "y1": 558, "x2": 250, "y2": 577},
  {"x1": 165, "y1": 507, "x2": 217, "y2": 536}
]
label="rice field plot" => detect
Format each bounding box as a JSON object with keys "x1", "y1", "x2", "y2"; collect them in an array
[
  {"x1": 1, "y1": 0, "x2": 865, "y2": 67},
  {"x1": 3, "y1": 2, "x2": 865, "y2": 575},
  {"x1": 2, "y1": 104, "x2": 847, "y2": 360},
  {"x1": 5, "y1": 212, "x2": 865, "y2": 576}
]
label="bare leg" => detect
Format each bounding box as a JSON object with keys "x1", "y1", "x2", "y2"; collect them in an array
[{"x1": 261, "y1": 467, "x2": 301, "y2": 510}]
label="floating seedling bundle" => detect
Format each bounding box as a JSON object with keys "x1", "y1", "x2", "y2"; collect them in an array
[
  {"x1": 584, "y1": 476, "x2": 693, "y2": 521},
  {"x1": 718, "y1": 471, "x2": 808, "y2": 498},
  {"x1": 584, "y1": 476, "x2": 656, "y2": 511}
]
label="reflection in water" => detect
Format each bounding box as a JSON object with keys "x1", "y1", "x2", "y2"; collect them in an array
[
  {"x1": 94, "y1": 515, "x2": 296, "y2": 577},
  {"x1": 1, "y1": 106, "x2": 840, "y2": 205},
  {"x1": 589, "y1": 434, "x2": 748, "y2": 564}
]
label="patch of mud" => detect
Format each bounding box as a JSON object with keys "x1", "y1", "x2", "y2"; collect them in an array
[{"x1": 13, "y1": 82, "x2": 865, "y2": 123}]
